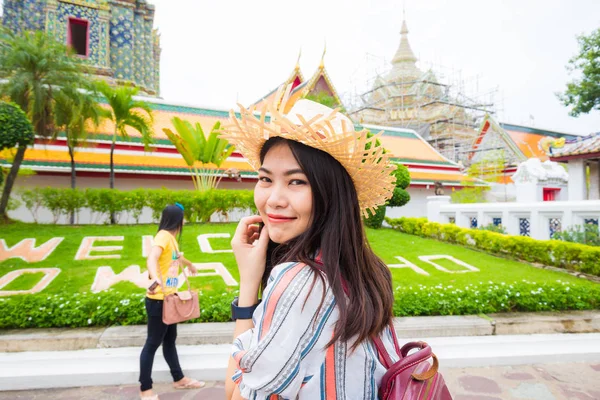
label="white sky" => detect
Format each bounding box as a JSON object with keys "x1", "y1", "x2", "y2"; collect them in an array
[
  {"x1": 1, "y1": 0, "x2": 599, "y2": 135},
  {"x1": 149, "y1": 0, "x2": 600, "y2": 135}
]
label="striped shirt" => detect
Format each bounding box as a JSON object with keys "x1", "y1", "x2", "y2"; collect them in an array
[{"x1": 232, "y1": 262, "x2": 400, "y2": 399}]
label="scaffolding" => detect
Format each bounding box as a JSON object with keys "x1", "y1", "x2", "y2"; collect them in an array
[{"x1": 345, "y1": 56, "x2": 498, "y2": 165}]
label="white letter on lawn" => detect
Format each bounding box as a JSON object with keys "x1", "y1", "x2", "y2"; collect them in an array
[
  {"x1": 75, "y1": 236, "x2": 124, "y2": 260},
  {"x1": 91, "y1": 265, "x2": 149, "y2": 292},
  {"x1": 142, "y1": 235, "x2": 154, "y2": 258},
  {"x1": 0, "y1": 268, "x2": 61, "y2": 296},
  {"x1": 197, "y1": 234, "x2": 233, "y2": 253},
  {"x1": 179, "y1": 263, "x2": 238, "y2": 287},
  {"x1": 0, "y1": 238, "x2": 64, "y2": 263},
  {"x1": 418, "y1": 255, "x2": 479, "y2": 273},
  {"x1": 387, "y1": 256, "x2": 430, "y2": 276}
]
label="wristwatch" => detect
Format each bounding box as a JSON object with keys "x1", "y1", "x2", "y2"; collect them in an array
[{"x1": 231, "y1": 296, "x2": 261, "y2": 320}]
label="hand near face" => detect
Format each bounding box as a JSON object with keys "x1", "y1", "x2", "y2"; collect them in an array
[{"x1": 231, "y1": 215, "x2": 270, "y2": 287}]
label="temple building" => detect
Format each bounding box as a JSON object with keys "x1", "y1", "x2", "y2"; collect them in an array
[
  {"x1": 470, "y1": 114, "x2": 576, "y2": 182},
  {"x1": 544, "y1": 132, "x2": 600, "y2": 201},
  {"x1": 1, "y1": 2, "x2": 483, "y2": 221},
  {"x1": 2, "y1": 0, "x2": 161, "y2": 96},
  {"x1": 348, "y1": 20, "x2": 491, "y2": 163}
]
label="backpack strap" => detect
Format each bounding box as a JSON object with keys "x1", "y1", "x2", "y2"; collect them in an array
[{"x1": 372, "y1": 321, "x2": 402, "y2": 369}]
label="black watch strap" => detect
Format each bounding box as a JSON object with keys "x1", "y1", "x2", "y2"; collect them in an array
[{"x1": 231, "y1": 296, "x2": 261, "y2": 320}]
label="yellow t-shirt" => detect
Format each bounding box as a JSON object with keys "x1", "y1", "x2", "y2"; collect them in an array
[{"x1": 147, "y1": 230, "x2": 180, "y2": 300}]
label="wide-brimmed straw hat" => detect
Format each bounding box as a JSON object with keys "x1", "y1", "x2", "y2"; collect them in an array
[{"x1": 220, "y1": 86, "x2": 396, "y2": 218}]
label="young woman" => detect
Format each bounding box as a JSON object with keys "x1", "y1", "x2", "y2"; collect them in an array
[
  {"x1": 221, "y1": 97, "x2": 400, "y2": 399},
  {"x1": 140, "y1": 204, "x2": 204, "y2": 400}
]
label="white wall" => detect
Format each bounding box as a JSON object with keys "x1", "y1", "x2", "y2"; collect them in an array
[
  {"x1": 386, "y1": 187, "x2": 436, "y2": 219},
  {"x1": 427, "y1": 196, "x2": 600, "y2": 240}
]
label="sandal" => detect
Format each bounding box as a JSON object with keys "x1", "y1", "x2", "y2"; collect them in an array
[{"x1": 173, "y1": 377, "x2": 206, "y2": 390}]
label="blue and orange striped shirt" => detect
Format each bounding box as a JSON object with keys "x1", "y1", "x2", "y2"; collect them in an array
[{"x1": 232, "y1": 262, "x2": 400, "y2": 399}]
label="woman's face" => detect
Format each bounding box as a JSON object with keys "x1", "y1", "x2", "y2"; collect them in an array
[{"x1": 254, "y1": 143, "x2": 313, "y2": 244}]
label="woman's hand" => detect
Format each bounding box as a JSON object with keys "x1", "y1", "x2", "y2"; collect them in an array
[
  {"x1": 231, "y1": 215, "x2": 270, "y2": 289},
  {"x1": 187, "y1": 264, "x2": 198, "y2": 276}
]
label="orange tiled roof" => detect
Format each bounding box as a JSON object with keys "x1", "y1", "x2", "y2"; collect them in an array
[{"x1": 0, "y1": 100, "x2": 478, "y2": 186}]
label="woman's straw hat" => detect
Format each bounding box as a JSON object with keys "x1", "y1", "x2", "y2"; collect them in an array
[{"x1": 220, "y1": 86, "x2": 396, "y2": 218}]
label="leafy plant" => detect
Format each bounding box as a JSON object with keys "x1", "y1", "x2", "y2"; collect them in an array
[
  {"x1": 0, "y1": 102, "x2": 34, "y2": 220},
  {"x1": 1, "y1": 279, "x2": 598, "y2": 329},
  {"x1": 305, "y1": 90, "x2": 345, "y2": 113},
  {"x1": 558, "y1": 27, "x2": 600, "y2": 116},
  {"x1": 163, "y1": 117, "x2": 235, "y2": 191},
  {"x1": 366, "y1": 163, "x2": 412, "y2": 229},
  {"x1": 387, "y1": 217, "x2": 600, "y2": 277},
  {"x1": 553, "y1": 224, "x2": 600, "y2": 247},
  {"x1": 95, "y1": 81, "x2": 154, "y2": 223},
  {"x1": 54, "y1": 87, "x2": 109, "y2": 187},
  {"x1": 0, "y1": 29, "x2": 87, "y2": 220},
  {"x1": 479, "y1": 223, "x2": 507, "y2": 234},
  {"x1": 17, "y1": 187, "x2": 256, "y2": 224}
]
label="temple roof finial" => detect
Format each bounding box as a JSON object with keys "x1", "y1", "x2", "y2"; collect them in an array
[
  {"x1": 392, "y1": 18, "x2": 417, "y2": 65},
  {"x1": 319, "y1": 41, "x2": 327, "y2": 69},
  {"x1": 295, "y1": 48, "x2": 302, "y2": 71}
]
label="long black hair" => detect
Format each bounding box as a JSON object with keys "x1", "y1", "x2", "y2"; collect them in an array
[
  {"x1": 158, "y1": 204, "x2": 184, "y2": 245},
  {"x1": 259, "y1": 137, "x2": 394, "y2": 348}
]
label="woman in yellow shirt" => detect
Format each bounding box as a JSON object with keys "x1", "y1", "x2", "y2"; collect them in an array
[{"x1": 139, "y1": 203, "x2": 204, "y2": 400}]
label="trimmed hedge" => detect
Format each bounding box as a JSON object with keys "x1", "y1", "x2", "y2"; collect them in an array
[
  {"x1": 0, "y1": 290, "x2": 233, "y2": 329},
  {"x1": 386, "y1": 217, "x2": 600, "y2": 277},
  {"x1": 0, "y1": 279, "x2": 597, "y2": 329},
  {"x1": 18, "y1": 187, "x2": 256, "y2": 224}
]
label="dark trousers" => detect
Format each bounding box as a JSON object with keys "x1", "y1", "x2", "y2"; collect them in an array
[{"x1": 139, "y1": 297, "x2": 185, "y2": 391}]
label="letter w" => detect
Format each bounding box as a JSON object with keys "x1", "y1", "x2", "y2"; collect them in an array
[{"x1": 0, "y1": 238, "x2": 64, "y2": 263}]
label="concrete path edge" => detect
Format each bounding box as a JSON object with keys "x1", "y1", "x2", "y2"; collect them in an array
[{"x1": 1, "y1": 310, "x2": 599, "y2": 352}]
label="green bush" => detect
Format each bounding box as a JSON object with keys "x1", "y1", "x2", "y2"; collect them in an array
[
  {"x1": 393, "y1": 163, "x2": 411, "y2": 189},
  {"x1": 17, "y1": 187, "x2": 255, "y2": 224},
  {"x1": 0, "y1": 101, "x2": 34, "y2": 151},
  {"x1": 553, "y1": 224, "x2": 600, "y2": 247},
  {"x1": 479, "y1": 223, "x2": 507, "y2": 234},
  {"x1": 364, "y1": 206, "x2": 386, "y2": 229},
  {"x1": 450, "y1": 186, "x2": 489, "y2": 204},
  {"x1": 364, "y1": 163, "x2": 412, "y2": 228},
  {"x1": 0, "y1": 279, "x2": 597, "y2": 329},
  {"x1": 386, "y1": 217, "x2": 600, "y2": 277},
  {"x1": 394, "y1": 280, "x2": 600, "y2": 316},
  {"x1": 0, "y1": 290, "x2": 235, "y2": 329}
]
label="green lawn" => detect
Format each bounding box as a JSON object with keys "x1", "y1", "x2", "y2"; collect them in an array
[{"x1": 1, "y1": 222, "x2": 597, "y2": 297}]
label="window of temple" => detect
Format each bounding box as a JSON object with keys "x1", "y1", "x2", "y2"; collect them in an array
[{"x1": 67, "y1": 18, "x2": 89, "y2": 57}]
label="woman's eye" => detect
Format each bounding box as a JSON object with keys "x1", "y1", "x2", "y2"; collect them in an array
[
  {"x1": 290, "y1": 179, "x2": 307, "y2": 185},
  {"x1": 258, "y1": 176, "x2": 271, "y2": 183}
]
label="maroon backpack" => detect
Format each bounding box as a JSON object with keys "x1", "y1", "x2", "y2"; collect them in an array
[{"x1": 372, "y1": 326, "x2": 453, "y2": 400}]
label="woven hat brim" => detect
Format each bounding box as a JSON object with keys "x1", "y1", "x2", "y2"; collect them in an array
[{"x1": 220, "y1": 102, "x2": 396, "y2": 218}]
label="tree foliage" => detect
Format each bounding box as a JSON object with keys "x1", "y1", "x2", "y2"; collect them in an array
[
  {"x1": 163, "y1": 117, "x2": 235, "y2": 191},
  {"x1": 0, "y1": 101, "x2": 34, "y2": 150},
  {"x1": 305, "y1": 90, "x2": 346, "y2": 113},
  {"x1": 95, "y1": 81, "x2": 154, "y2": 192},
  {"x1": 558, "y1": 28, "x2": 600, "y2": 116},
  {"x1": 0, "y1": 101, "x2": 35, "y2": 219},
  {"x1": 0, "y1": 29, "x2": 86, "y2": 220}
]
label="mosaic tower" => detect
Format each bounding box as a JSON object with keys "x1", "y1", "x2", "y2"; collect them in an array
[{"x1": 2, "y1": 0, "x2": 161, "y2": 96}]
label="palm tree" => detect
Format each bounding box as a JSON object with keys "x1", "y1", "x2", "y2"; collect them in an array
[
  {"x1": 54, "y1": 87, "x2": 109, "y2": 223},
  {"x1": 96, "y1": 81, "x2": 154, "y2": 223},
  {"x1": 163, "y1": 118, "x2": 235, "y2": 191},
  {"x1": 0, "y1": 29, "x2": 85, "y2": 219},
  {"x1": 55, "y1": 87, "x2": 109, "y2": 190}
]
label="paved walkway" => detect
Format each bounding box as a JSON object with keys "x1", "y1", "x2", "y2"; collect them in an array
[{"x1": 1, "y1": 361, "x2": 599, "y2": 400}]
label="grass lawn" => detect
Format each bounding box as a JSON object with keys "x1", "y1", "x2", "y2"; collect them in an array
[{"x1": 1, "y1": 222, "x2": 597, "y2": 297}]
